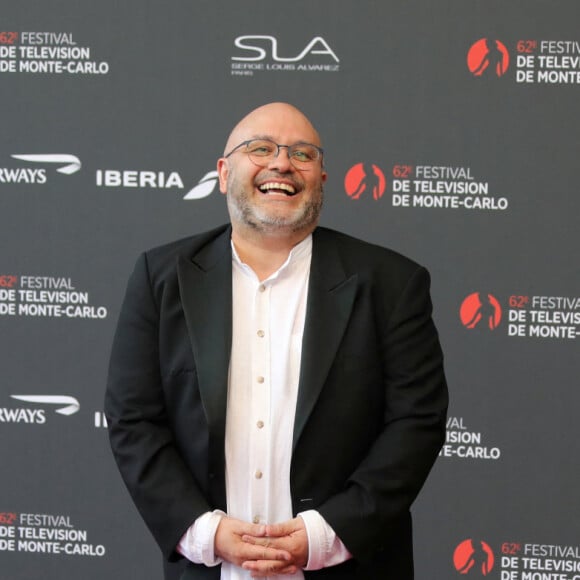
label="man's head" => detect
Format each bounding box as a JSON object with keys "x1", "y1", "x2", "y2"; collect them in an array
[{"x1": 217, "y1": 102, "x2": 327, "y2": 240}]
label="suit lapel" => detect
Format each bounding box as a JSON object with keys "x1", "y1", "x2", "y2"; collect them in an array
[
  {"x1": 293, "y1": 228, "x2": 358, "y2": 449},
  {"x1": 177, "y1": 229, "x2": 232, "y2": 445},
  {"x1": 175, "y1": 226, "x2": 358, "y2": 461}
]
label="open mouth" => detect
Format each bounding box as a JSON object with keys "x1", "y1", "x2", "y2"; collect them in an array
[{"x1": 257, "y1": 181, "x2": 298, "y2": 196}]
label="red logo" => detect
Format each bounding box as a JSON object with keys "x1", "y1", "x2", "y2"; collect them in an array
[
  {"x1": 454, "y1": 539, "x2": 495, "y2": 575},
  {"x1": 0, "y1": 275, "x2": 18, "y2": 288},
  {"x1": 460, "y1": 293, "x2": 502, "y2": 330},
  {"x1": 344, "y1": 163, "x2": 386, "y2": 200},
  {"x1": 467, "y1": 39, "x2": 510, "y2": 77}
]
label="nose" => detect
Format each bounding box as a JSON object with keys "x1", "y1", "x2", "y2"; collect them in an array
[{"x1": 267, "y1": 145, "x2": 293, "y2": 171}]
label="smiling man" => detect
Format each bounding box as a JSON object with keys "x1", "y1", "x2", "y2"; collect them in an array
[{"x1": 105, "y1": 102, "x2": 448, "y2": 580}]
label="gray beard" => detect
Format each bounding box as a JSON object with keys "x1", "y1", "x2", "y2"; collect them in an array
[{"x1": 227, "y1": 189, "x2": 323, "y2": 235}]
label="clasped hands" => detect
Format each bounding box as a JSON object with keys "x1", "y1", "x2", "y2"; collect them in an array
[{"x1": 214, "y1": 516, "x2": 308, "y2": 577}]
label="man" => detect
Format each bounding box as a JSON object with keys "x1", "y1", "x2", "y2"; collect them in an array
[{"x1": 105, "y1": 102, "x2": 448, "y2": 579}]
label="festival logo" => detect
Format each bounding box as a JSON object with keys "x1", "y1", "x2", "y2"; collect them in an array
[
  {"x1": 458, "y1": 292, "x2": 580, "y2": 340},
  {"x1": 0, "y1": 31, "x2": 110, "y2": 75},
  {"x1": 516, "y1": 39, "x2": 580, "y2": 85},
  {"x1": 507, "y1": 295, "x2": 580, "y2": 339},
  {"x1": 348, "y1": 162, "x2": 509, "y2": 211},
  {"x1": 460, "y1": 293, "x2": 503, "y2": 331},
  {"x1": 452, "y1": 538, "x2": 580, "y2": 578},
  {"x1": 440, "y1": 416, "x2": 501, "y2": 460},
  {"x1": 0, "y1": 274, "x2": 108, "y2": 319},
  {"x1": 454, "y1": 539, "x2": 495, "y2": 576},
  {"x1": 0, "y1": 511, "x2": 106, "y2": 557},
  {"x1": 468, "y1": 37, "x2": 580, "y2": 85},
  {"x1": 344, "y1": 163, "x2": 386, "y2": 200},
  {"x1": 467, "y1": 39, "x2": 510, "y2": 77}
]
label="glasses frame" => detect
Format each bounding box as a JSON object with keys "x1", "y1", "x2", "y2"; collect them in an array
[{"x1": 224, "y1": 138, "x2": 324, "y2": 169}]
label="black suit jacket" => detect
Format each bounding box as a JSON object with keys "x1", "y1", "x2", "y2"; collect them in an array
[{"x1": 105, "y1": 225, "x2": 448, "y2": 579}]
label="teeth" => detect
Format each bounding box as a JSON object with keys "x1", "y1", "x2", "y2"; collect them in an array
[{"x1": 258, "y1": 182, "x2": 296, "y2": 194}]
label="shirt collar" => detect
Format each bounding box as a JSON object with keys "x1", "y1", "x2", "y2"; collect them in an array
[{"x1": 231, "y1": 234, "x2": 312, "y2": 282}]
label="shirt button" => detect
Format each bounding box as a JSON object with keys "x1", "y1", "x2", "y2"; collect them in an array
[
  {"x1": 253, "y1": 516, "x2": 260, "y2": 524},
  {"x1": 257, "y1": 376, "x2": 265, "y2": 384},
  {"x1": 257, "y1": 329, "x2": 265, "y2": 338},
  {"x1": 259, "y1": 285, "x2": 266, "y2": 293},
  {"x1": 255, "y1": 470, "x2": 263, "y2": 479},
  {"x1": 256, "y1": 420, "x2": 264, "y2": 429}
]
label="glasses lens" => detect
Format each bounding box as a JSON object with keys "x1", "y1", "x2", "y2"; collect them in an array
[
  {"x1": 289, "y1": 144, "x2": 321, "y2": 165},
  {"x1": 246, "y1": 140, "x2": 277, "y2": 161}
]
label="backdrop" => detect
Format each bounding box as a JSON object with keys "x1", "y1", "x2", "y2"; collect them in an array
[{"x1": 1, "y1": 2, "x2": 579, "y2": 579}]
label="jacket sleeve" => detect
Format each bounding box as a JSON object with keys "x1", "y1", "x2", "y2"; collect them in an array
[
  {"x1": 104, "y1": 253, "x2": 210, "y2": 561},
  {"x1": 317, "y1": 266, "x2": 448, "y2": 561}
]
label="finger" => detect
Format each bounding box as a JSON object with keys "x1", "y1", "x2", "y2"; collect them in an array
[
  {"x1": 235, "y1": 521, "x2": 267, "y2": 537},
  {"x1": 272, "y1": 564, "x2": 298, "y2": 575},
  {"x1": 242, "y1": 534, "x2": 300, "y2": 557},
  {"x1": 241, "y1": 534, "x2": 279, "y2": 548},
  {"x1": 217, "y1": 516, "x2": 267, "y2": 539},
  {"x1": 242, "y1": 559, "x2": 297, "y2": 576},
  {"x1": 245, "y1": 544, "x2": 292, "y2": 562},
  {"x1": 248, "y1": 565, "x2": 299, "y2": 578},
  {"x1": 215, "y1": 518, "x2": 278, "y2": 565},
  {"x1": 223, "y1": 542, "x2": 290, "y2": 567},
  {"x1": 266, "y1": 517, "x2": 301, "y2": 537}
]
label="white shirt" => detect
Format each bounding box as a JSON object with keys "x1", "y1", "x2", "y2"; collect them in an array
[{"x1": 178, "y1": 235, "x2": 350, "y2": 578}]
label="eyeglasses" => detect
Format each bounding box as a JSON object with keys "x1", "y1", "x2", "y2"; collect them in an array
[{"x1": 224, "y1": 138, "x2": 324, "y2": 170}]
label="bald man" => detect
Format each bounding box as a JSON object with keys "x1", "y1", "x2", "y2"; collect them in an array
[{"x1": 105, "y1": 103, "x2": 448, "y2": 580}]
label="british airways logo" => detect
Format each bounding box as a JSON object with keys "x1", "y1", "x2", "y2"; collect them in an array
[{"x1": 0, "y1": 154, "x2": 81, "y2": 184}]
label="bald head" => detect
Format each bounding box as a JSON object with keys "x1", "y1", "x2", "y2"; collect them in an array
[
  {"x1": 217, "y1": 102, "x2": 326, "y2": 244},
  {"x1": 223, "y1": 102, "x2": 322, "y2": 155}
]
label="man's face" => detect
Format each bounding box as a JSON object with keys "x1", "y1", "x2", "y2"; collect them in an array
[{"x1": 217, "y1": 104, "x2": 327, "y2": 237}]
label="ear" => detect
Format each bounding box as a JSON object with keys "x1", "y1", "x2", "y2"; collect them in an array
[{"x1": 217, "y1": 158, "x2": 228, "y2": 195}]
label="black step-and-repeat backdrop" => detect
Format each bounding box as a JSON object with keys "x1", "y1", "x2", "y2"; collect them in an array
[{"x1": 2, "y1": 2, "x2": 579, "y2": 578}]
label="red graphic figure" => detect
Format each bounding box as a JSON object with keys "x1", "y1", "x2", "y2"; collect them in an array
[
  {"x1": 344, "y1": 163, "x2": 386, "y2": 200},
  {"x1": 467, "y1": 39, "x2": 509, "y2": 77},
  {"x1": 454, "y1": 539, "x2": 494, "y2": 576},
  {"x1": 460, "y1": 292, "x2": 502, "y2": 330}
]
